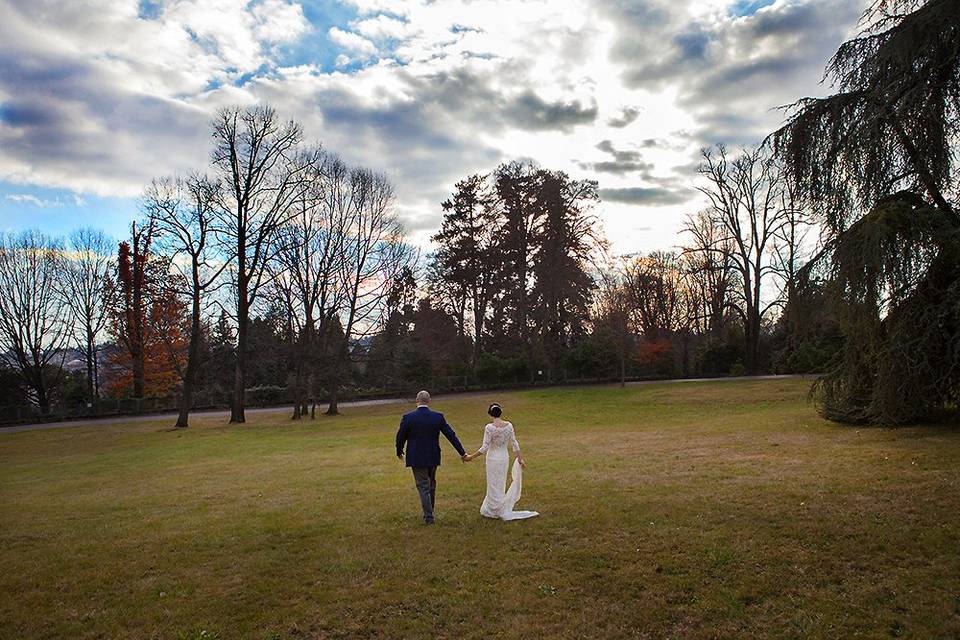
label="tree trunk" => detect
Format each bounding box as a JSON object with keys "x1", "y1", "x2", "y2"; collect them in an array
[
  {"x1": 325, "y1": 378, "x2": 339, "y2": 416},
  {"x1": 132, "y1": 344, "x2": 145, "y2": 398},
  {"x1": 292, "y1": 316, "x2": 312, "y2": 420},
  {"x1": 36, "y1": 378, "x2": 50, "y2": 415},
  {"x1": 304, "y1": 370, "x2": 313, "y2": 420},
  {"x1": 619, "y1": 343, "x2": 626, "y2": 388},
  {"x1": 681, "y1": 331, "x2": 690, "y2": 378},
  {"x1": 231, "y1": 290, "x2": 247, "y2": 423},
  {"x1": 472, "y1": 291, "x2": 484, "y2": 365},
  {"x1": 744, "y1": 314, "x2": 760, "y2": 375},
  {"x1": 85, "y1": 326, "x2": 98, "y2": 413},
  {"x1": 93, "y1": 346, "x2": 100, "y2": 399},
  {"x1": 291, "y1": 348, "x2": 304, "y2": 420},
  {"x1": 132, "y1": 237, "x2": 146, "y2": 398},
  {"x1": 176, "y1": 287, "x2": 203, "y2": 428},
  {"x1": 327, "y1": 288, "x2": 359, "y2": 417},
  {"x1": 85, "y1": 328, "x2": 95, "y2": 403},
  {"x1": 326, "y1": 339, "x2": 348, "y2": 416}
]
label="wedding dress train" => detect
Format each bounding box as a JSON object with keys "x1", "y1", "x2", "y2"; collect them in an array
[{"x1": 478, "y1": 422, "x2": 539, "y2": 521}]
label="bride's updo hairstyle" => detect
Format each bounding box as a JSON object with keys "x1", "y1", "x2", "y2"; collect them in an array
[{"x1": 488, "y1": 403, "x2": 503, "y2": 418}]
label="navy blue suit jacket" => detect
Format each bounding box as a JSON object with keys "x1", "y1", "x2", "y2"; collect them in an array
[{"x1": 396, "y1": 406, "x2": 466, "y2": 468}]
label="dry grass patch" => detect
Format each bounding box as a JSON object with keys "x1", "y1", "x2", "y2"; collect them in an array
[{"x1": 2, "y1": 378, "x2": 960, "y2": 639}]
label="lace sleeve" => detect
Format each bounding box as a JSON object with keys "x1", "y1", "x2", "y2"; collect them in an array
[
  {"x1": 509, "y1": 423, "x2": 520, "y2": 452},
  {"x1": 478, "y1": 425, "x2": 492, "y2": 453}
]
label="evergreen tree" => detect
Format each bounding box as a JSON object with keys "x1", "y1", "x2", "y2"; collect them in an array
[
  {"x1": 771, "y1": 0, "x2": 960, "y2": 423},
  {"x1": 491, "y1": 162, "x2": 541, "y2": 357},
  {"x1": 408, "y1": 298, "x2": 470, "y2": 381},
  {"x1": 206, "y1": 310, "x2": 236, "y2": 394},
  {"x1": 431, "y1": 174, "x2": 498, "y2": 365},
  {"x1": 530, "y1": 170, "x2": 602, "y2": 375}
]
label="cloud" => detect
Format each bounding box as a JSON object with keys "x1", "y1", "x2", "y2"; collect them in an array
[
  {"x1": 0, "y1": 0, "x2": 300, "y2": 195},
  {"x1": 599, "y1": 186, "x2": 689, "y2": 206},
  {"x1": 5, "y1": 194, "x2": 58, "y2": 207},
  {"x1": 601, "y1": 0, "x2": 864, "y2": 146},
  {"x1": 503, "y1": 90, "x2": 598, "y2": 132},
  {"x1": 252, "y1": 0, "x2": 310, "y2": 43},
  {"x1": 353, "y1": 15, "x2": 412, "y2": 41},
  {"x1": 328, "y1": 27, "x2": 378, "y2": 58},
  {"x1": 596, "y1": 139, "x2": 641, "y2": 162},
  {"x1": 578, "y1": 139, "x2": 654, "y2": 175},
  {"x1": 0, "y1": 49, "x2": 210, "y2": 195},
  {"x1": 607, "y1": 106, "x2": 640, "y2": 128},
  {"x1": 4, "y1": 192, "x2": 86, "y2": 208},
  {"x1": 0, "y1": 0, "x2": 866, "y2": 252}
]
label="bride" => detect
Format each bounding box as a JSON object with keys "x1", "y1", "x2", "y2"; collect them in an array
[{"x1": 464, "y1": 403, "x2": 539, "y2": 521}]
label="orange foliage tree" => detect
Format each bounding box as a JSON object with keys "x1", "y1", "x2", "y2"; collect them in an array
[{"x1": 105, "y1": 222, "x2": 188, "y2": 398}]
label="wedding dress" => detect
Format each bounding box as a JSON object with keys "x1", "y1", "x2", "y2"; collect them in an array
[{"x1": 478, "y1": 422, "x2": 539, "y2": 521}]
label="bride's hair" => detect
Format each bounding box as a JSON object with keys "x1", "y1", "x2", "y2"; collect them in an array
[{"x1": 488, "y1": 403, "x2": 502, "y2": 418}]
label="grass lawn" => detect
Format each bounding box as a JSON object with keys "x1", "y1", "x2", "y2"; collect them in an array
[{"x1": 2, "y1": 378, "x2": 960, "y2": 639}]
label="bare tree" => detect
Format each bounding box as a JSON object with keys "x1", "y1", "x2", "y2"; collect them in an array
[
  {"x1": 146, "y1": 175, "x2": 228, "y2": 428},
  {"x1": 0, "y1": 231, "x2": 69, "y2": 413},
  {"x1": 698, "y1": 146, "x2": 788, "y2": 373},
  {"x1": 623, "y1": 251, "x2": 684, "y2": 341},
  {"x1": 594, "y1": 263, "x2": 634, "y2": 387},
  {"x1": 64, "y1": 228, "x2": 113, "y2": 403},
  {"x1": 326, "y1": 169, "x2": 414, "y2": 415},
  {"x1": 210, "y1": 104, "x2": 314, "y2": 423},
  {"x1": 681, "y1": 210, "x2": 733, "y2": 337},
  {"x1": 274, "y1": 150, "x2": 351, "y2": 419},
  {"x1": 766, "y1": 173, "x2": 815, "y2": 345}
]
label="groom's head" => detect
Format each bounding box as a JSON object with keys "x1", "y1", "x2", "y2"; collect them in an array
[{"x1": 416, "y1": 390, "x2": 431, "y2": 406}]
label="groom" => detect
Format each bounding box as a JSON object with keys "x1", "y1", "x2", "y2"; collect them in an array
[{"x1": 395, "y1": 390, "x2": 468, "y2": 524}]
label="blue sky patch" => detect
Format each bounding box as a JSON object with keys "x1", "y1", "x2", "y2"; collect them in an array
[
  {"x1": 730, "y1": 0, "x2": 776, "y2": 17},
  {"x1": 0, "y1": 182, "x2": 136, "y2": 242},
  {"x1": 277, "y1": 0, "x2": 363, "y2": 72}
]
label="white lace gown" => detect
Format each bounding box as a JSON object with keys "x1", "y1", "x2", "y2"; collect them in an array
[{"x1": 477, "y1": 422, "x2": 539, "y2": 521}]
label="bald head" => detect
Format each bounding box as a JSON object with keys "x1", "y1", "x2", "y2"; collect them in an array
[{"x1": 416, "y1": 390, "x2": 431, "y2": 406}]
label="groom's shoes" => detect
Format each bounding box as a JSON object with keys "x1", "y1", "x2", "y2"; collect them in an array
[{"x1": 424, "y1": 517, "x2": 435, "y2": 525}]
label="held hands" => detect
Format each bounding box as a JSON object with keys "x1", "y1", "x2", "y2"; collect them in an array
[{"x1": 461, "y1": 453, "x2": 472, "y2": 463}]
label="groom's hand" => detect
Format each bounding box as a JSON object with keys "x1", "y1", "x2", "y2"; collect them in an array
[
  {"x1": 461, "y1": 453, "x2": 470, "y2": 463},
  {"x1": 397, "y1": 454, "x2": 404, "y2": 463}
]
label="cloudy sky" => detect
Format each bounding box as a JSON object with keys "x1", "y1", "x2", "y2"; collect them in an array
[{"x1": 0, "y1": 0, "x2": 864, "y2": 254}]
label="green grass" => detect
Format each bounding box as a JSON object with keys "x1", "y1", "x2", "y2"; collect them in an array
[{"x1": 2, "y1": 378, "x2": 960, "y2": 639}]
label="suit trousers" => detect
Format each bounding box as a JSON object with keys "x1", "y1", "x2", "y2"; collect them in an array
[{"x1": 411, "y1": 466, "x2": 437, "y2": 523}]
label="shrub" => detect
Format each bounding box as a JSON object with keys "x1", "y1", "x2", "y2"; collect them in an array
[{"x1": 244, "y1": 385, "x2": 288, "y2": 406}]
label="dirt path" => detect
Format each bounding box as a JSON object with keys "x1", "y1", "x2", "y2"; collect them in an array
[{"x1": 1, "y1": 374, "x2": 802, "y2": 434}]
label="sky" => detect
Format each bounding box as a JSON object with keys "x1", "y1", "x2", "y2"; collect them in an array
[{"x1": 0, "y1": 0, "x2": 865, "y2": 255}]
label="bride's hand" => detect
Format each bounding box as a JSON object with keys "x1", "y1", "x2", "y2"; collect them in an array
[{"x1": 518, "y1": 457, "x2": 526, "y2": 468}]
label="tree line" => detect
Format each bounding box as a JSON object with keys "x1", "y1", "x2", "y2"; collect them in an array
[
  {"x1": 367, "y1": 149, "x2": 823, "y2": 393},
  {"x1": 354, "y1": 0, "x2": 960, "y2": 427},
  {"x1": 2, "y1": 0, "x2": 955, "y2": 427},
  {"x1": 0, "y1": 110, "x2": 831, "y2": 427},
  {"x1": 0, "y1": 105, "x2": 412, "y2": 427}
]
